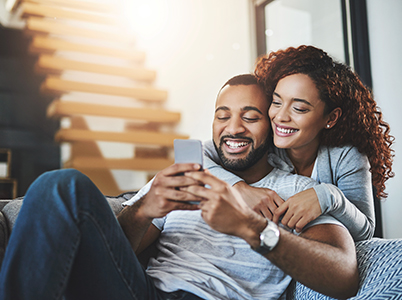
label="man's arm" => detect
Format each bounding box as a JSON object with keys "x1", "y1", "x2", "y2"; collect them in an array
[
  {"x1": 261, "y1": 224, "x2": 358, "y2": 299},
  {"x1": 118, "y1": 198, "x2": 159, "y2": 254},
  {"x1": 184, "y1": 170, "x2": 359, "y2": 299}
]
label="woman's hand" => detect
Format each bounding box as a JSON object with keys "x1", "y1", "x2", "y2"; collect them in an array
[
  {"x1": 273, "y1": 188, "x2": 322, "y2": 232},
  {"x1": 233, "y1": 181, "x2": 285, "y2": 220}
]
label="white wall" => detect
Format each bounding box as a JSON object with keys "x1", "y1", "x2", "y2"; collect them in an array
[
  {"x1": 130, "y1": 0, "x2": 254, "y2": 142},
  {"x1": 367, "y1": 0, "x2": 402, "y2": 239}
]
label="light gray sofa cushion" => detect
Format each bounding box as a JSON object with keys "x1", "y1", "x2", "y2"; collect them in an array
[{"x1": 287, "y1": 238, "x2": 402, "y2": 299}]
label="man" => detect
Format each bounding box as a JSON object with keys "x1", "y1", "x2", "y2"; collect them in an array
[{"x1": 0, "y1": 75, "x2": 358, "y2": 300}]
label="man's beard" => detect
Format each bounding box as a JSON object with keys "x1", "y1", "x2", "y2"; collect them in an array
[{"x1": 213, "y1": 135, "x2": 270, "y2": 172}]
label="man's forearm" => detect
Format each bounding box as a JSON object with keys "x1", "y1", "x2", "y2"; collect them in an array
[
  {"x1": 265, "y1": 225, "x2": 359, "y2": 299},
  {"x1": 117, "y1": 198, "x2": 153, "y2": 253}
]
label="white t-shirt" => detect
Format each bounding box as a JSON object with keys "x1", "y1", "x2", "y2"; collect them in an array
[{"x1": 123, "y1": 168, "x2": 344, "y2": 300}]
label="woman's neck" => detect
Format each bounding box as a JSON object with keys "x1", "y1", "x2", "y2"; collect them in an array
[{"x1": 286, "y1": 147, "x2": 319, "y2": 177}]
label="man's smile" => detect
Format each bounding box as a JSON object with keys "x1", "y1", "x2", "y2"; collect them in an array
[{"x1": 222, "y1": 138, "x2": 252, "y2": 154}]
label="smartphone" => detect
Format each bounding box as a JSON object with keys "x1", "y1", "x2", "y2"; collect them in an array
[
  {"x1": 174, "y1": 139, "x2": 204, "y2": 205},
  {"x1": 174, "y1": 139, "x2": 203, "y2": 169}
]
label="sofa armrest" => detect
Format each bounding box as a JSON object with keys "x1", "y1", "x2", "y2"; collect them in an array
[
  {"x1": 0, "y1": 200, "x2": 12, "y2": 210},
  {"x1": 0, "y1": 211, "x2": 8, "y2": 269},
  {"x1": 287, "y1": 238, "x2": 402, "y2": 299}
]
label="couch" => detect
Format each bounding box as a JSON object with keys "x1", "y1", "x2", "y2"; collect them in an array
[{"x1": 1, "y1": 194, "x2": 401, "y2": 299}]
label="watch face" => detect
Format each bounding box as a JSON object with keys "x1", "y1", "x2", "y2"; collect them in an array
[
  {"x1": 254, "y1": 220, "x2": 280, "y2": 254},
  {"x1": 262, "y1": 224, "x2": 280, "y2": 249}
]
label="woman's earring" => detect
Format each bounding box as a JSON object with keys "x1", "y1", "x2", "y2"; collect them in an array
[{"x1": 326, "y1": 124, "x2": 330, "y2": 128}]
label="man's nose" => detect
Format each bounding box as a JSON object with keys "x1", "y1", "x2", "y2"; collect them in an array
[{"x1": 226, "y1": 117, "x2": 246, "y2": 135}]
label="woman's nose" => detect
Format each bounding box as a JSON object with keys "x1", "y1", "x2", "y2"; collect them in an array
[{"x1": 273, "y1": 107, "x2": 290, "y2": 122}]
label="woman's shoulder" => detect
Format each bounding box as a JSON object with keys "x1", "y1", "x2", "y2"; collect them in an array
[
  {"x1": 319, "y1": 144, "x2": 365, "y2": 159},
  {"x1": 318, "y1": 145, "x2": 369, "y2": 169}
]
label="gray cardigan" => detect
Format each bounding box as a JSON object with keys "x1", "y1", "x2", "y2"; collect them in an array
[{"x1": 203, "y1": 140, "x2": 375, "y2": 241}]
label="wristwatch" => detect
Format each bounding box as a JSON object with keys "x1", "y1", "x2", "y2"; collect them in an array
[{"x1": 253, "y1": 219, "x2": 280, "y2": 255}]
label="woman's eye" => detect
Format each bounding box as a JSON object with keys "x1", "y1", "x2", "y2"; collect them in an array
[
  {"x1": 271, "y1": 100, "x2": 281, "y2": 106},
  {"x1": 293, "y1": 107, "x2": 309, "y2": 113}
]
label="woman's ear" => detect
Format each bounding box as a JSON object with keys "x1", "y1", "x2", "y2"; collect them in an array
[{"x1": 325, "y1": 107, "x2": 342, "y2": 129}]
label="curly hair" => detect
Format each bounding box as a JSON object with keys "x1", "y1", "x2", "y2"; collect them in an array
[{"x1": 254, "y1": 45, "x2": 394, "y2": 198}]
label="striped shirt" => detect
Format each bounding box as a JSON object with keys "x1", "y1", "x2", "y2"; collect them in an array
[{"x1": 123, "y1": 168, "x2": 344, "y2": 299}]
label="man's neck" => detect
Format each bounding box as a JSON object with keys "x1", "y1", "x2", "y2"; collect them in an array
[{"x1": 227, "y1": 155, "x2": 273, "y2": 184}]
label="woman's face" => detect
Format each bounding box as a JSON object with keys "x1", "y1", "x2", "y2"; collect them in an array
[{"x1": 269, "y1": 73, "x2": 329, "y2": 152}]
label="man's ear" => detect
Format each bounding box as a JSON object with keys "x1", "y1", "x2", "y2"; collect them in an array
[{"x1": 326, "y1": 107, "x2": 342, "y2": 129}]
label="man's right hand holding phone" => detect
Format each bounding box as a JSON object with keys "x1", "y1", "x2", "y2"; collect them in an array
[{"x1": 140, "y1": 163, "x2": 205, "y2": 219}]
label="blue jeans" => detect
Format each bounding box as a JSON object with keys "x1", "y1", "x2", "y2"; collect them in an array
[{"x1": 0, "y1": 169, "x2": 203, "y2": 300}]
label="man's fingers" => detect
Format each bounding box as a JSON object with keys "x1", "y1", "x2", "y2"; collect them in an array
[
  {"x1": 161, "y1": 187, "x2": 204, "y2": 202},
  {"x1": 155, "y1": 172, "x2": 203, "y2": 190},
  {"x1": 181, "y1": 184, "x2": 213, "y2": 200},
  {"x1": 184, "y1": 170, "x2": 226, "y2": 191},
  {"x1": 161, "y1": 163, "x2": 201, "y2": 177}
]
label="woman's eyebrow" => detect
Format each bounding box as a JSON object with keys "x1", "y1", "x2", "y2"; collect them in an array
[
  {"x1": 273, "y1": 92, "x2": 281, "y2": 98},
  {"x1": 293, "y1": 98, "x2": 314, "y2": 107},
  {"x1": 274, "y1": 91, "x2": 313, "y2": 107}
]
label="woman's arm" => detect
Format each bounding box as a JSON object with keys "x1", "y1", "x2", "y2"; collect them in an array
[
  {"x1": 274, "y1": 146, "x2": 375, "y2": 241},
  {"x1": 315, "y1": 146, "x2": 375, "y2": 241}
]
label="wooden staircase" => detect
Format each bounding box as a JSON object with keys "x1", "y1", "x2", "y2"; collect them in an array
[{"x1": 16, "y1": 0, "x2": 188, "y2": 195}]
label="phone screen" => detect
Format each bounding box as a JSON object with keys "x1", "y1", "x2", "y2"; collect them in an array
[
  {"x1": 174, "y1": 139, "x2": 204, "y2": 205},
  {"x1": 174, "y1": 139, "x2": 203, "y2": 169}
]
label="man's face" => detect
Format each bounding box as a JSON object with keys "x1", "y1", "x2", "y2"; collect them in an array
[{"x1": 213, "y1": 84, "x2": 271, "y2": 171}]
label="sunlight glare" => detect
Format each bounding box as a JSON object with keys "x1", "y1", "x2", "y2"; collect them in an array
[{"x1": 121, "y1": 0, "x2": 169, "y2": 40}]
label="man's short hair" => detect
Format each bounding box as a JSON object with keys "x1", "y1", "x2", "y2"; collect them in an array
[{"x1": 219, "y1": 74, "x2": 258, "y2": 91}]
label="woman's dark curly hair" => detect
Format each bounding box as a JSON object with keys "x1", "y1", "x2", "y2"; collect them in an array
[{"x1": 255, "y1": 45, "x2": 394, "y2": 198}]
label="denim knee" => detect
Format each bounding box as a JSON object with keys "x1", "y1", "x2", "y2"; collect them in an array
[{"x1": 35, "y1": 168, "x2": 88, "y2": 186}]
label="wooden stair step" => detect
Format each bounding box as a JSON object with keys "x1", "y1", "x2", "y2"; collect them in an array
[
  {"x1": 37, "y1": 55, "x2": 156, "y2": 81},
  {"x1": 25, "y1": 17, "x2": 133, "y2": 44},
  {"x1": 65, "y1": 157, "x2": 174, "y2": 171},
  {"x1": 29, "y1": 36, "x2": 146, "y2": 62},
  {"x1": 41, "y1": 77, "x2": 168, "y2": 102},
  {"x1": 22, "y1": 0, "x2": 117, "y2": 13},
  {"x1": 47, "y1": 100, "x2": 181, "y2": 123},
  {"x1": 55, "y1": 128, "x2": 189, "y2": 147},
  {"x1": 21, "y1": 2, "x2": 119, "y2": 25}
]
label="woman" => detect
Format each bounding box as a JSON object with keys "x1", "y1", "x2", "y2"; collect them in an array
[{"x1": 205, "y1": 45, "x2": 394, "y2": 241}]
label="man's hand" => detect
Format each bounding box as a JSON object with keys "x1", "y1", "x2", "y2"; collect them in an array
[
  {"x1": 273, "y1": 188, "x2": 322, "y2": 233},
  {"x1": 118, "y1": 163, "x2": 204, "y2": 252},
  {"x1": 183, "y1": 170, "x2": 265, "y2": 243},
  {"x1": 140, "y1": 163, "x2": 205, "y2": 219},
  {"x1": 233, "y1": 181, "x2": 285, "y2": 220}
]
